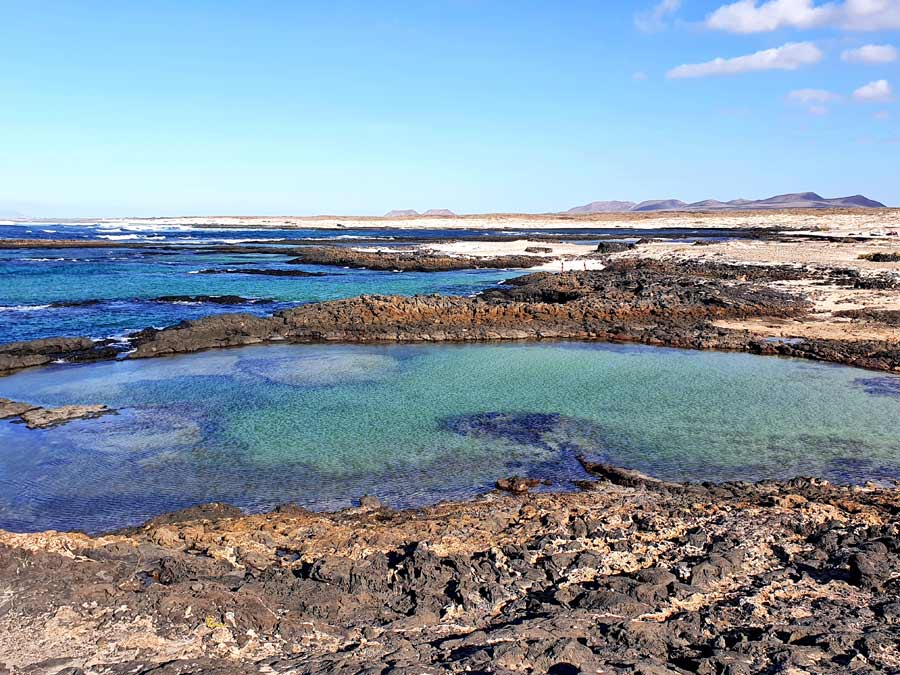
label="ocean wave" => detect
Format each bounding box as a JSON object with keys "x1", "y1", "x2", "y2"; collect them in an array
[
  {"x1": 0, "y1": 304, "x2": 52, "y2": 312},
  {"x1": 330, "y1": 234, "x2": 397, "y2": 240},
  {"x1": 98, "y1": 234, "x2": 167, "y2": 241},
  {"x1": 97, "y1": 223, "x2": 193, "y2": 233}
]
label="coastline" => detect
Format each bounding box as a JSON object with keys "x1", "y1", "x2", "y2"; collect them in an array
[
  {"x1": 1, "y1": 463, "x2": 897, "y2": 672},
  {"x1": 2, "y1": 218, "x2": 900, "y2": 672},
  {"x1": 3, "y1": 249, "x2": 898, "y2": 377},
  {"x1": 4, "y1": 206, "x2": 900, "y2": 234}
]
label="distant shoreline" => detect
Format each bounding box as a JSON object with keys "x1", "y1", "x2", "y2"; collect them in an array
[{"x1": 2, "y1": 206, "x2": 898, "y2": 231}]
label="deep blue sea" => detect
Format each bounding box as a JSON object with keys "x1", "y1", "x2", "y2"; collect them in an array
[
  {"x1": 0, "y1": 223, "x2": 532, "y2": 343},
  {"x1": 0, "y1": 222, "x2": 748, "y2": 344}
]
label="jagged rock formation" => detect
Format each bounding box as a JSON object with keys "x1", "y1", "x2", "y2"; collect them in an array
[
  {"x1": 286, "y1": 246, "x2": 545, "y2": 272},
  {"x1": 0, "y1": 337, "x2": 118, "y2": 376},
  {"x1": 0, "y1": 468, "x2": 896, "y2": 673}
]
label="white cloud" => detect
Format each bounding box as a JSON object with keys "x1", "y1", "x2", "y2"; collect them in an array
[
  {"x1": 841, "y1": 44, "x2": 898, "y2": 64},
  {"x1": 853, "y1": 79, "x2": 894, "y2": 101},
  {"x1": 635, "y1": 0, "x2": 682, "y2": 32},
  {"x1": 707, "y1": 0, "x2": 900, "y2": 33},
  {"x1": 667, "y1": 42, "x2": 823, "y2": 78}
]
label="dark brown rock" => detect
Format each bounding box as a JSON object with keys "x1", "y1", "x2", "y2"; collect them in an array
[
  {"x1": 20, "y1": 404, "x2": 112, "y2": 429},
  {"x1": 0, "y1": 473, "x2": 897, "y2": 673},
  {"x1": 495, "y1": 476, "x2": 547, "y2": 494},
  {"x1": 286, "y1": 245, "x2": 546, "y2": 272}
]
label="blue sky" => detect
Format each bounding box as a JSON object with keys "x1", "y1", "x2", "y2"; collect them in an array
[{"x1": 0, "y1": 0, "x2": 898, "y2": 216}]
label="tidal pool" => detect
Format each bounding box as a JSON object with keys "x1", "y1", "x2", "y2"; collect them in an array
[{"x1": 1, "y1": 342, "x2": 899, "y2": 533}]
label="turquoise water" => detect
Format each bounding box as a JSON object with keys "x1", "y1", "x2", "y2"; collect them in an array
[{"x1": 1, "y1": 342, "x2": 899, "y2": 533}]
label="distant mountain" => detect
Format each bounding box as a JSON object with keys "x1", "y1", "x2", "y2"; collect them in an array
[
  {"x1": 384, "y1": 209, "x2": 420, "y2": 217},
  {"x1": 423, "y1": 209, "x2": 457, "y2": 216},
  {"x1": 567, "y1": 201, "x2": 636, "y2": 214},
  {"x1": 0, "y1": 209, "x2": 26, "y2": 219},
  {"x1": 632, "y1": 199, "x2": 688, "y2": 212},
  {"x1": 566, "y1": 192, "x2": 886, "y2": 213}
]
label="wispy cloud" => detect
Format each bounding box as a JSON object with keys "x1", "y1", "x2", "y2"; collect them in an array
[
  {"x1": 874, "y1": 110, "x2": 891, "y2": 120},
  {"x1": 853, "y1": 79, "x2": 894, "y2": 102},
  {"x1": 707, "y1": 0, "x2": 900, "y2": 33},
  {"x1": 841, "y1": 44, "x2": 898, "y2": 64},
  {"x1": 787, "y1": 88, "x2": 842, "y2": 114},
  {"x1": 635, "y1": 0, "x2": 682, "y2": 32},
  {"x1": 787, "y1": 88, "x2": 841, "y2": 103},
  {"x1": 667, "y1": 42, "x2": 822, "y2": 79},
  {"x1": 632, "y1": 71, "x2": 649, "y2": 81}
]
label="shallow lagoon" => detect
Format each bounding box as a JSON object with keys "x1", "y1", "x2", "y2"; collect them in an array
[{"x1": 1, "y1": 342, "x2": 899, "y2": 533}]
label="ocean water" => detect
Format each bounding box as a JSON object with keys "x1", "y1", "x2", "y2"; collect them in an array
[
  {"x1": 0, "y1": 247, "x2": 512, "y2": 342},
  {"x1": 0, "y1": 223, "x2": 750, "y2": 343},
  {"x1": 1, "y1": 341, "x2": 899, "y2": 533}
]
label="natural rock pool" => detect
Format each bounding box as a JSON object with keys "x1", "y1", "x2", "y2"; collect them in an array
[{"x1": 2, "y1": 342, "x2": 899, "y2": 533}]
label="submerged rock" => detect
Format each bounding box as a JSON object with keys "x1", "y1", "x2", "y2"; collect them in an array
[
  {"x1": 853, "y1": 376, "x2": 900, "y2": 399},
  {"x1": 150, "y1": 295, "x2": 274, "y2": 305},
  {"x1": 195, "y1": 268, "x2": 327, "y2": 277},
  {"x1": 48, "y1": 299, "x2": 105, "y2": 308},
  {"x1": 495, "y1": 476, "x2": 549, "y2": 494}
]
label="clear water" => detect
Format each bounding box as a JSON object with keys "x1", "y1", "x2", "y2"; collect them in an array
[{"x1": 1, "y1": 341, "x2": 898, "y2": 533}]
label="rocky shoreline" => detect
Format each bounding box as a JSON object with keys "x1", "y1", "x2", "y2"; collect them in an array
[
  {"x1": 284, "y1": 246, "x2": 548, "y2": 271},
  {"x1": 3, "y1": 257, "x2": 899, "y2": 377},
  {"x1": 1, "y1": 464, "x2": 897, "y2": 673},
  {"x1": 2, "y1": 231, "x2": 900, "y2": 673}
]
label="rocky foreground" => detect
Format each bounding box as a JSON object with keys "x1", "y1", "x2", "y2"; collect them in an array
[{"x1": 0, "y1": 464, "x2": 897, "y2": 674}]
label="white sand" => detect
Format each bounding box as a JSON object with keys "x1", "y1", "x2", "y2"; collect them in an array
[{"x1": 421, "y1": 240, "x2": 606, "y2": 271}]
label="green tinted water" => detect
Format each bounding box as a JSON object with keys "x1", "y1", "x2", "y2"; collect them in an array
[{"x1": 1, "y1": 342, "x2": 898, "y2": 533}]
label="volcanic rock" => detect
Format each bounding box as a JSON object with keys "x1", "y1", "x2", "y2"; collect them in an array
[
  {"x1": 0, "y1": 471, "x2": 897, "y2": 673},
  {"x1": 0, "y1": 398, "x2": 39, "y2": 419},
  {"x1": 286, "y1": 246, "x2": 545, "y2": 272},
  {"x1": 195, "y1": 268, "x2": 327, "y2": 277},
  {"x1": 20, "y1": 404, "x2": 112, "y2": 429}
]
